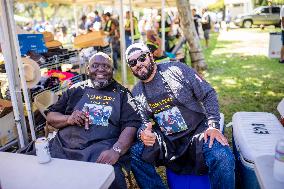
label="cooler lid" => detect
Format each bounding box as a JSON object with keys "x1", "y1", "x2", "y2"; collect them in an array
[{"x1": 232, "y1": 112, "x2": 284, "y2": 163}]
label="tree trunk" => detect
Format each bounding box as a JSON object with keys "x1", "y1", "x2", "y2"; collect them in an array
[{"x1": 176, "y1": 0, "x2": 207, "y2": 73}]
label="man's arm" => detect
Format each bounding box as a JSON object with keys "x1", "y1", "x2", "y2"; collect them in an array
[
  {"x1": 46, "y1": 112, "x2": 69, "y2": 129},
  {"x1": 46, "y1": 88, "x2": 86, "y2": 129},
  {"x1": 46, "y1": 110, "x2": 86, "y2": 129},
  {"x1": 96, "y1": 89, "x2": 142, "y2": 165},
  {"x1": 113, "y1": 127, "x2": 137, "y2": 155}
]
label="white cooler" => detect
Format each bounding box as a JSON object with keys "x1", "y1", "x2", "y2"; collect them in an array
[{"x1": 232, "y1": 112, "x2": 284, "y2": 189}]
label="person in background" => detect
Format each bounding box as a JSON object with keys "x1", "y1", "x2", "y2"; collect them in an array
[
  {"x1": 201, "y1": 8, "x2": 211, "y2": 48},
  {"x1": 125, "y1": 11, "x2": 141, "y2": 48},
  {"x1": 46, "y1": 52, "x2": 141, "y2": 189},
  {"x1": 192, "y1": 8, "x2": 201, "y2": 37},
  {"x1": 155, "y1": 10, "x2": 172, "y2": 52},
  {"x1": 126, "y1": 43, "x2": 235, "y2": 189},
  {"x1": 78, "y1": 15, "x2": 87, "y2": 35},
  {"x1": 103, "y1": 12, "x2": 119, "y2": 70},
  {"x1": 280, "y1": 5, "x2": 284, "y2": 64},
  {"x1": 146, "y1": 30, "x2": 170, "y2": 63},
  {"x1": 94, "y1": 10, "x2": 101, "y2": 23},
  {"x1": 85, "y1": 12, "x2": 96, "y2": 32}
]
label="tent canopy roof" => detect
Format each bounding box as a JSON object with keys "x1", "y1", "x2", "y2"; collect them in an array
[{"x1": 16, "y1": 0, "x2": 176, "y2": 8}]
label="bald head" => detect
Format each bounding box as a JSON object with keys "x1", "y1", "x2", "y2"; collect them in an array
[
  {"x1": 88, "y1": 52, "x2": 114, "y2": 89},
  {"x1": 89, "y1": 52, "x2": 113, "y2": 68}
]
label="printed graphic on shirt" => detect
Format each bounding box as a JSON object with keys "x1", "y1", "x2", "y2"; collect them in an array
[
  {"x1": 84, "y1": 103, "x2": 112, "y2": 127},
  {"x1": 154, "y1": 106, "x2": 188, "y2": 135},
  {"x1": 87, "y1": 94, "x2": 115, "y2": 105},
  {"x1": 149, "y1": 97, "x2": 174, "y2": 114}
]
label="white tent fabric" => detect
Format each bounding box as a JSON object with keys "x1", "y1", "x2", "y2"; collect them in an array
[{"x1": 1, "y1": 0, "x2": 175, "y2": 147}]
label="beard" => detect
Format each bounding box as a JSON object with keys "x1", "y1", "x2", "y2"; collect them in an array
[
  {"x1": 92, "y1": 78, "x2": 113, "y2": 89},
  {"x1": 133, "y1": 60, "x2": 155, "y2": 81}
]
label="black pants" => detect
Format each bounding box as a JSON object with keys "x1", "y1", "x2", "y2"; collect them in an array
[{"x1": 109, "y1": 163, "x2": 127, "y2": 189}]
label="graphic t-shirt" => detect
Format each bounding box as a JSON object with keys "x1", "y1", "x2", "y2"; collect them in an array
[{"x1": 48, "y1": 79, "x2": 141, "y2": 162}]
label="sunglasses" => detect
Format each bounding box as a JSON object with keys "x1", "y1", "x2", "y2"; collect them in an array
[{"x1": 128, "y1": 53, "x2": 149, "y2": 67}]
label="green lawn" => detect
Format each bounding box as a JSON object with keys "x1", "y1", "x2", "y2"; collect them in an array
[{"x1": 202, "y1": 31, "x2": 284, "y2": 142}]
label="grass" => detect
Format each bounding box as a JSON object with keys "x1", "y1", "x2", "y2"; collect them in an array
[
  {"x1": 116, "y1": 28, "x2": 284, "y2": 188},
  {"x1": 202, "y1": 31, "x2": 284, "y2": 143}
]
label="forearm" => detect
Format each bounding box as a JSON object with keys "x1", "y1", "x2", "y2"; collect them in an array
[
  {"x1": 46, "y1": 112, "x2": 70, "y2": 129},
  {"x1": 113, "y1": 127, "x2": 137, "y2": 155}
]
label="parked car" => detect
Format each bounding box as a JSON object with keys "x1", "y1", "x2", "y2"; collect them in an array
[{"x1": 234, "y1": 6, "x2": 281, "y2": 28}]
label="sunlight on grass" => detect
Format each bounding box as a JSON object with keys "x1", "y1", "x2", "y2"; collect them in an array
[
  {"x1": 222, "y1": 78, "x2": 237, "y2": 85},
  {"x1": 266, "y1": 91, "x2": 277, "y2": 97}
]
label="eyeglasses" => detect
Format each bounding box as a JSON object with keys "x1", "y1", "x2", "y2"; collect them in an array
[{"x1": 127, "y1": 53, "x2": 149, "y2": 68}]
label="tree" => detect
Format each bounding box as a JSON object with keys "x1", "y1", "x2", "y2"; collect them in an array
[
  {"x1": 208, "y1": 0, "x2": 225, "y2": 12},
  {"x1": 176, "y1": 0, "x2": 207, "y2": 73}
]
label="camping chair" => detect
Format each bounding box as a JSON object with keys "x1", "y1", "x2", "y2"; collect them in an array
[{"x1": 34, "y1": 90, "x2": 59, "y2": 138}]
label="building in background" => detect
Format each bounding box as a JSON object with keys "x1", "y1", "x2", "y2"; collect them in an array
[{"x1": 225, "y1": 0, "x2": 254, "y2": 19}]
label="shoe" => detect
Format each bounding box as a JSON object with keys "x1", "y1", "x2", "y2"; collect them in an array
[{"x1": 279, "y1": 60, "x2": 284, "y2": 64}]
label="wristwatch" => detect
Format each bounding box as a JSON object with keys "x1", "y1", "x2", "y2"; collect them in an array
[{"x1": 112, "y1": 146, "x2": 122, "y2": 155}]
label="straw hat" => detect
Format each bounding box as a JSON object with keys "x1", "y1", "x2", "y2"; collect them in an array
[{"x1": 22, "y1": 57, "x2": 41, "y2": 89}]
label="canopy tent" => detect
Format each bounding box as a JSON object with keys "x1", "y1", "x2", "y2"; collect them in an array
[
  {"x1": 1, "y1": 0, "x2": 177, "y2": 148},
  {"x1": 17, "y1": 0, "x2": 177, "y2": 8}
]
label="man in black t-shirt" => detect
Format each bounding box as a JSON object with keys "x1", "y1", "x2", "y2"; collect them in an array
[{"x1": 46, "y1": 52, "x2": 141, "y2": 189}]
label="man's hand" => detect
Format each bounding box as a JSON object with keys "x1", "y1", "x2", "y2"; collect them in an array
[
  {"x1": 141, "y1": 123, "x2": 156, "y2": 146},
  {"x1": 204, "y1": 127, "x2": 228, "y2": 148},
  {"x1": 96, "y1": 149, "x2": 120, "y2": 165},
  {"x1": 66, "y1": 110, "x2": 86, "y2": 126}
]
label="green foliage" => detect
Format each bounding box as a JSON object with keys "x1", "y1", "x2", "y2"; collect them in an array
[
  {"x1": 208, "y1": 0, "x2": 225, "y2": 12},
  {"x1": 253, "y1": 0, "x2": 284, "y2": 6}
]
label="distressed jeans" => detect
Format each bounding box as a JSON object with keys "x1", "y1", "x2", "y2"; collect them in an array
[{"x1": 131, "y1": 139, "x2": 235, "y2": 189}]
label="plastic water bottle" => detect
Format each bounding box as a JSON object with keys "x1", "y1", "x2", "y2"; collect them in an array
[{"x1": 274, "y1": 137, "x2": 284, "y2": 182}]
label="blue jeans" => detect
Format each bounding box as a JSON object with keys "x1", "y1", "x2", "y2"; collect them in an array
[{"x1": 131, "y1": 139, "x2": 235, "y2": 189}]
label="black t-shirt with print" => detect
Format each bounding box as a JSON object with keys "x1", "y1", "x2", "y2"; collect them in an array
[{"x1": 47, "y1": 79, "x2": 141, "y2": 163}]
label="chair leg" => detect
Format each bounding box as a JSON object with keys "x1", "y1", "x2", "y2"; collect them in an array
[{"x1": 127, "y1": 172, "x2": 133, "y2": 189}]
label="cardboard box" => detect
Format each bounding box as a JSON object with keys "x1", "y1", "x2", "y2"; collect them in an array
[
  {"x1": 0, "y1": 99, "x2": 13, "y2": 118},
  {"x1": 0, "y1": 112, "x2": 17, "y2": 147},
  {"x1": 74, "y1": 31, "x2": 109, "y2": 49}
]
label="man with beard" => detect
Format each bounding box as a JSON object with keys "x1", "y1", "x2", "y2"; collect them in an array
[
  {"x1": 126, "y1": 43, "x2": 235, "y2": 189},
  {"x1": 46, "y1": 52, "x2": 141, "y2": 189}
]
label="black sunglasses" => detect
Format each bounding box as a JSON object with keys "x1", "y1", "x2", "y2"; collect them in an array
[{"x1": 128, "y1": 53, "x2": 149, "y2": 67}]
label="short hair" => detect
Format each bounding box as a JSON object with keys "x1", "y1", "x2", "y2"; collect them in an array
[
  {"x1": 105, "y1": 12, "x2": 111, "y2": 17},
  {"x1": 89, "y1": 52, "x2": 113, "y2": 68}
]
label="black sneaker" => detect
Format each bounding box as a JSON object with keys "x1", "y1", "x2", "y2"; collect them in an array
[{"x1": 279, "y1": 60, "x2": 284, "y2": 64}]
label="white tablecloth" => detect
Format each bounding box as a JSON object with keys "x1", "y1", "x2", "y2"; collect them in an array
[{"x1": 0, "y1": 152, "x2": 115, "y2": 189}]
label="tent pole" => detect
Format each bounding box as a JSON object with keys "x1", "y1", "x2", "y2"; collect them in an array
[
  {"x1": 119, "y1": 0, "x2": 127, "y2": 85},
  {"x1": 161, "y1": 0, "x2": 165, "y2": 51},
  {"x1": 0, "y1": 0, "x2": 28, "y2": 147},
  {"x1": 73, "y1": 4, "x2": 79, "y2": 36},
  {"x1": 7, "y1": 0, "x2": 36, "y2": 140},
  {"x1": 129, "y1": 0, "x2": 134, "y2": 44}
]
